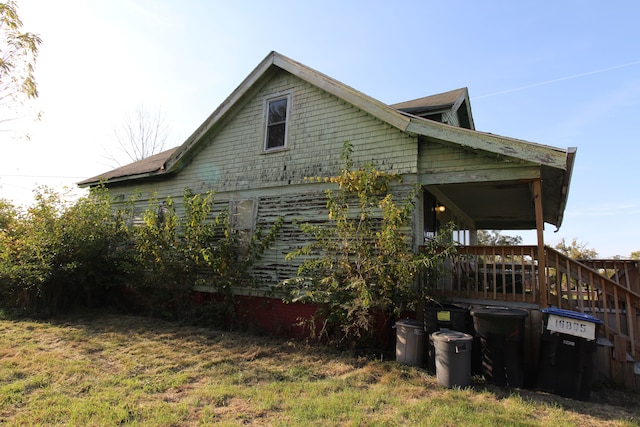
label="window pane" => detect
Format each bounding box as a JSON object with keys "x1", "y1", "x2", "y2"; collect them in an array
[
  {"x1": 268, "y1": 98, "x2": 287, "y2": 124},
  {"x1": 233, "y1": 199, "x2": 255, "y2": 230},
  {"x1": 266, "y1": 123, "x2": 285, "y2": 149}
]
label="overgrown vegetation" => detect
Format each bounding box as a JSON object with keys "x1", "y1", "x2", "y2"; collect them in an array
[
  {"x1": 0, "y1": 187, "x2": 132, "y2": 315},
  {"x1": 0, "y1": 186, "x2": 282, "y2": 321},
  {"x1": 283, "y1": 142, "x2": 456, "y2": 347}
]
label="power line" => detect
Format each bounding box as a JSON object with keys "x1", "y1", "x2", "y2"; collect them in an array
[
  {"x1": 0, "y1": 174, "x2": 87, "y2": 179},
  {"x1": 473, "y1": 60, "x2": 640, "y2": 100}
]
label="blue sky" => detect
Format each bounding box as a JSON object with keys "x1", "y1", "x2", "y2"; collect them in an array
[{"x1": 2, "y1": 0, "x2": 639, "y2": 257}]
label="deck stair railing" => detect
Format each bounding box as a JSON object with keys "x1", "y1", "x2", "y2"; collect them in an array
[
  {"x1": 549, "y1": 256, "x2": 640, "y2": 359},
  {"x1": 431, "y1": 245, "x2": 640, "y2": 358}
]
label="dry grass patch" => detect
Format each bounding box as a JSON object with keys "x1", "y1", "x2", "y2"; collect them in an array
[{"x1": 0, "y1": 311, "x2": 638, "y2": 426}]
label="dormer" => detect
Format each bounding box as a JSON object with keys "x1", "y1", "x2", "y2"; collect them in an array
[{"x1": 391, "y1": 87, "x2": 475, "y2": 130}]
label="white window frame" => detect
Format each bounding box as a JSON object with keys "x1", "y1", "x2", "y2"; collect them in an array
[{"x1": 263, "y1": 93, "x2": 291, "y2": 152}]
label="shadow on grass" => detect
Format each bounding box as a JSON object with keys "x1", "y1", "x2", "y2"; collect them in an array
[{"x1": 475, "y1": 380, "x2": 640, "y2": 425}]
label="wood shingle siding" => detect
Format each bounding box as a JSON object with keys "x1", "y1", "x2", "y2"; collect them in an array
[{"x1": 111, "y1": 71, "x2": 417, "y2": 203}]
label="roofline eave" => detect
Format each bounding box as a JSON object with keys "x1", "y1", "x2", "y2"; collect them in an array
[
  {"x1": 407, "y1": 116, "x2": 568, "y2": 170},
  {"x1": 164, "y1": 52, "x2": 280, "y2": 174},
  {"x1": 77, "y1": 170, "x2": 167, "y2": 189},
  {"x1": 551, "y1": 146, "x2": 577, "y2": 229}
]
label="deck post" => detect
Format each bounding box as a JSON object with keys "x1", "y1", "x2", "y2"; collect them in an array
[{"x1": 534, "y1": 179, "x2": 548, "y2": 307}]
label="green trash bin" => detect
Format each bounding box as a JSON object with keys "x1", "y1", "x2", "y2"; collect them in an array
[
  {"x1": 395, "y1": 319, "x2": 426, "y2": 367},
  {"x1": 424, "y1": 304, "x2": 476, "y2": 374},
  {"x1": 431, "y1": 330, "x2": 474, "y2": 388}
]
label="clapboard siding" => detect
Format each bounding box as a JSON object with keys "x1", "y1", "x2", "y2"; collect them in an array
[
  {"x1": 418, "y1": 137, "x2": 528, "y2": 177},
  {"x1": 246, "y1": 182, "x2": 417, "y2": 287},
  {"x1": 442, "y1": 110, "x2": 460, "y2": 127},
  {"x1": 106, "y1": 68, "x2": 422, "y2": 293},
  {"x1": 177, "y1": 70, "x2": 416, "y2": 194},
  {"x1": 110, "y1": 70, "x2": 417, "y2": 205},
  {"x1": 111, "y1": 179, "x2": 416, "y2": 290}
]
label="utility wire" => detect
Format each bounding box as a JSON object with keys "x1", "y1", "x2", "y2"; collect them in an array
[
  {"x1": 473, "y1": 60, "x2": 640, "y2": 100},
  {"x1": 0, "y1": 174, "x2": 87, "y2": 179}
]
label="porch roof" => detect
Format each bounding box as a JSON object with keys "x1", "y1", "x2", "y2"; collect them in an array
[{"x1": 407, "y1": 117, "x2": 576, "y2": 230}]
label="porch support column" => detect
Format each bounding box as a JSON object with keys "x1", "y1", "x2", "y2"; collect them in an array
[{"x1": 534, "y1": 179, "x2": 548, "y2": 307}]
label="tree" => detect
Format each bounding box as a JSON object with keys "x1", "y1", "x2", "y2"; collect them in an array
[
  {"x1": 477, "y1": 230, "x2": 523, "y2": 246},
  {"x1": 554, "y1": 238, "x2": 598, "y2": 260},
  {"x1": 105, "y1": 104, "x2": 171, "y2": 166},
  {"x1": 630, "y1": 251, "x2": 640, "y2": 260},
  {"x1": 0, "y1": 197, "x2": 16, "y2": 230},
  {"x1": 0, "y1": 0, "x2": 41, "y2": 132}
]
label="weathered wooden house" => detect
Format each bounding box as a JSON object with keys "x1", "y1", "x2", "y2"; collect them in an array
[{"x1": 80, "y1": 51, "x2": 639, "y2": 389}]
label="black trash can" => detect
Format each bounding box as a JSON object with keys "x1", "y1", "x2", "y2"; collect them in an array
[
  {"x1": 537, "y1": 307, "x2": 604, "y2": 401},
  {"x1": 424, "y1": 304, "x2": 478, "y2": 374},
  {"x1": 394, "y1": 319, "x2": 426, "y2": 367},
  {"x1": 470, "y1": 306, "x2": 528, "y2": 388},
  {"x1": 432, "y1": 330, "x2": 474, "y2": 388}
]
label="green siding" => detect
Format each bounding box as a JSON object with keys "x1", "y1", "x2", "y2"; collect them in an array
[
  {"x1": 418, "y1": 137, "x2": 536, "y2": 184},
  {"x1": 111, "y1": 70, "x2": 418, "y2": 208},
  {"x1": 442, "y1": 110, "x2": 460, "y2": 127},
  {"x1": 106, "y1": 69, "x2": 420, "y2": 290},
  {"x1": 177, "y1": 70, "x2": 416, "y2": 196}
]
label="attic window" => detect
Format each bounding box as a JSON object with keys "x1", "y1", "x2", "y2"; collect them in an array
[
  {"x1": 264, "y1": 95, "x2": 290, "y2": 151},
  {"x1": 423, "y1": 113, "x2": 442, "y2": 122}
]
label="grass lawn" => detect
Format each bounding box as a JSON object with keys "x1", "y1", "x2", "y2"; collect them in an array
[{"x1": 0, "y1": 312, "x2": 638, "y2": 426}]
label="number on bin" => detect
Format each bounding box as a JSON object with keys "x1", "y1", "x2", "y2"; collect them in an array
[{"x1": 546, "y1": 314, "x2": 596, "y2": 340}]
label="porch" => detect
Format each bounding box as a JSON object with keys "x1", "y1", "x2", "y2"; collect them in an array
[{"x1": 414, "y1": 131, "x2": 640, "y2": 388}]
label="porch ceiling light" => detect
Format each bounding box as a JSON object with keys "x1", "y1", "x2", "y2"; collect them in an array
[{"x1": 435, "y1": 205, "x2": 446, "y2": 213}]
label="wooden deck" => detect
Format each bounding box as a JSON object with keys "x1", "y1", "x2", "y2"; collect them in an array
[{"x1": 428, "y1": 245, "x2": 640, "y2": 388}]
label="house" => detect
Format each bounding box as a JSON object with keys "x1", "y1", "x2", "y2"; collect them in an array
[{"x1": 79, "y1": 51, "x2": 639, "y2": 389}]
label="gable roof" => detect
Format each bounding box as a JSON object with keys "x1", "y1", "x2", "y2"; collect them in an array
[
  {"x1": 78, "y1": 51, "x2": 576, "y2": 229},
  {"x1": 392, "y1": 88, "x2": 466, "y2": 111},
  {"x1": 161, "y1": 51, "x2": 414, "y2": 175},
  {"x1": 391, "y1": 88, "x2": 475, "y2": 129}
]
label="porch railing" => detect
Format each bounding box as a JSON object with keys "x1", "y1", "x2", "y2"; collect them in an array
[
  {"x1": 431, "y1": 245, "x2": 539, "y2": 304},
  {"x1": 429, "y1": 245, "x2": 640, "y2": 358}
]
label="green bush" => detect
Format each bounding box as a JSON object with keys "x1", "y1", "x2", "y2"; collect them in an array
[
  {"x1": 283, "y1": 142, "x2": 455, "y2": 347},
  {"x1": 129, "y1": 188, "x2": 282, "y2": 319},
  {"x1": 0, "y1": 186, "x2": 282, "y2": 319},
  {"x1": 0, "y1": 187, "x2": 133, "y2": 315}
]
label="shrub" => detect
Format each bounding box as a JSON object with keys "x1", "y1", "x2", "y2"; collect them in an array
[
  {"x1": 283, "y1": 142, "x2": 455, "y2": 347},
  {"x1": 129, "y1": 188, "x2": 282, "y2": 320},
  {"x1": 0, "y1": 186, "x2": 282, "y2": 320},
  {"x1": 0, "y1": 187, "x2": 133, "y2": 315}
]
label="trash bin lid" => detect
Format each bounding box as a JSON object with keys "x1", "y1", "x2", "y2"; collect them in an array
[
  {"x1": 470, "y1": 306, "x2": 528, "y2": 319},
  {"x1": 541, "y1": 307, "x2": 603, "y2": 325},
  {"x1": 394, "y1": 319, "x2": 423, "y2": 328},
  {"x1": 431, "y1": 330, "x2": 473, "y2": 343}
]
